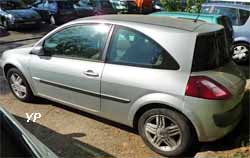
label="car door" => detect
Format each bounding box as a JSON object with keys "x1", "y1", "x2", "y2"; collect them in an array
[
  {"x1": 101, "y1": 26, "x2": 180, "y2": 124},
  {"x1": 29, "y1": 23, "x2": 112, "y2": 111},
  {"x1": 33, "y1": 0, "x2": 48, "y2": 21}
]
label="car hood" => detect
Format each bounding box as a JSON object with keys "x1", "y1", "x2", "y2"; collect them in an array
[{"x1": 6, "y1": 9, "x2": 40, "y2": 19}]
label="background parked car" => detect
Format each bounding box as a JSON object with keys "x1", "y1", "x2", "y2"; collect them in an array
[
  {"x1": 151, "y1": 12, "x2": 234, "y2": 49},
  {"x1": 74, "y1": 0, "x2": 116, "y2": 16},
  {"x1": 0, "y1": 106, "x2": 57, "y2": 158},
  {"x1": 32, "y1": 0, "x2": 78, "y2": 25},
  {"x1": 0, "y1": 0, "x2": 41, "y2": 29},
  {"x1": 74, "y1": 0, "x2": 95, "y2": 18},
  {"x1": 201, "y1": 3, "x2": 250, "y2": 64},
  {"x1": 110, "y1": 0, "x2": 127, "y2": 13},
  {"x1": 152, "y1": 0, "x2": 164, "y2": 12}
]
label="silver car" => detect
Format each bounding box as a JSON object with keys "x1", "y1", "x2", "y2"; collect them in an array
[{"x1": 0, "y1": 15, "x2": 246, "y2": 157}]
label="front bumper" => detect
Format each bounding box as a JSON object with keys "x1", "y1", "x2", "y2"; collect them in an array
[
  {"x1": 9, "y1": 19, "x2": 41, "y2": 28},
  {"x1": 183, "y1": 93, "x2": 244, "y2": 142}
]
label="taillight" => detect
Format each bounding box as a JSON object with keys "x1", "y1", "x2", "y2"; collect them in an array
[{"x1": 185, "y1": 76, "x2": 232, "y2": 100}]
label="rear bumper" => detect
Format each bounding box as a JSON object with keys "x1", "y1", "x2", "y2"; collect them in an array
[
  {"x1": 183, "y1": 93, "x2": 244, "y2": 142},
  {"x1": 213, "y1": 102, "x2": 242, "y2": 127}
]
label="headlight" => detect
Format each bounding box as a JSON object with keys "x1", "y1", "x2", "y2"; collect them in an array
[{"x1": 7, "y1": 14, "x2": 15, "y2": 24}]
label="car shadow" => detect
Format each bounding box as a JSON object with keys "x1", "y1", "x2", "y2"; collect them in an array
[
  {"x1": 26, "y1": 90, "x2": 249, "y2": 158},
  {"x1": 14, "y1": 115, "x2": 116, "y2": 158},
  {"x1": 238, "y1": 65, "x2": 250, "y2": 79}
]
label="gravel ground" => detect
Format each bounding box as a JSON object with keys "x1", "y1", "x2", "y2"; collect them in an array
[{"x1": 0, "y1": 25, "x2": 249, "y2": 158}]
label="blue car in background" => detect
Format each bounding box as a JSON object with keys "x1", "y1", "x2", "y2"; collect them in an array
[
  {"x1": 151, "y1": 11, "x2": 234, "y2": 49},
  {"x1": 32, "y1": 0, "x2": 78, "y2": 25},
  {"x1": 201, "y1": 3, "x2": 250, "y2": 64},
  {"x1": 0, "y1": 0, "x2": 42, "y2": 29}
]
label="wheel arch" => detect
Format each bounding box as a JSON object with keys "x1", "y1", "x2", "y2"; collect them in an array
[
  {"x1": 132, "y1": 103, "x2": 198, "y2": 141},
  {"x1": 3, "y1": 63, "x2": 36, "y2": 95},
  {"x1": 233, "y1": 38, "x2": 250, "y2": 47}
]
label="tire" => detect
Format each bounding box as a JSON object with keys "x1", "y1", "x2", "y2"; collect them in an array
[
  {"x1": 232, "y1": 43, "x2": 250, "y2": 65},
  {"x1": 3, "y1": 19, "x2": 9, "y2": 30},
  {"x1": 7, "y1": 68, "x2": 35, "y2": 102},
  {"x1": 138, "y1": 108, "x2": 194, "y2": 157},
  {"x1": 50, "y1": 15, "x2": 56, "y2": 25}
]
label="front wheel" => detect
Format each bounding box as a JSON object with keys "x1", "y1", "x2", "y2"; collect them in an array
[
  {"x1": 7, "y1": 68, "x2": 35, "y2": 102},
  {"x1": 232, "y1": 43, "x2": 250, "y2": 64},
  {"x1": 3, "y1": 20, "x2": 9, "y2": 30},
  {"x1": 138, "y1": 108, "x2": 194, "y2": 157}
]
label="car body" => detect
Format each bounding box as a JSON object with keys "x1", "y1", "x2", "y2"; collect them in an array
[
  {"x1": 151, "y1": 11, "x2": 234, "y2": 47},
  {"x1": 32, "y1": 0, "x2": 78, "y2": 25},
  {"x1": 0, "y1": 106, "x2": 57, "y2": 158},
  {"x1": 74, "y1": 0, "x2": 117, "y2": 17},
  {"x1": 73, "y1": 0, "x2": 95, "y2": 18},
  {"x1": 201, "y1": 3, "x2": 250, "y2": 64},
  {"x1": 0, "y1": 0, "x2": 42, "y2": 29},
  {"x1": 0, "y1": 15, "x2": 246, "y2": 157}
]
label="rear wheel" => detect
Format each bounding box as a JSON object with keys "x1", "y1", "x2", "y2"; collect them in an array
[
  {"x1": 232, "y1": 43, "x2": 249, "y2": 64},
  {"x1": 7, "y1": 68, "x2": 35, "y2": 102},
  {"x1": 138, "y1": 108, "x2": 194, "y2": 157}
]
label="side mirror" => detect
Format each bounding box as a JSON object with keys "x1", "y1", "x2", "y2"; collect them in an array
[{"x1": 31, "y1": 46, "x2": 44, "y2": 56}]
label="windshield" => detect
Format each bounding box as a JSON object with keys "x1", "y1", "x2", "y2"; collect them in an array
[
  {"x1": 192, "y1": 30, "x2": 231, "y2": 71},
  {"x1": 0, "y1": 0, "x2": 28, "y2": 10}
]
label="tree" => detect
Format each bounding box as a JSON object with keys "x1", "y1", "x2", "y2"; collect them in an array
[
  {"x1": 160, "y1": 0, "x2": 181, "y2": 12},
  {"x1": 185, "y1": 0, "x2": 193, "y2": 12},
  {"x1": 194, "y1": 0, "x2": 205, "y2": 13}
]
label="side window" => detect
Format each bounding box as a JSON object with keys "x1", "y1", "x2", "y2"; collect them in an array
[
  {"x1": 201, "y1": 6, "x2": 212, "y2": 14},
  {"x1": 239, "y1": 9, "x2": 250, "y2": 25},
  {"x1": 43, "y1": 24, "x2": 111, "y2": 61},
  {"x1": 106, "y1": 26, "x2": 179, "y2": 70},
  {"x1": 213, "y1": 7, "x2": 241, "y2": 26}
]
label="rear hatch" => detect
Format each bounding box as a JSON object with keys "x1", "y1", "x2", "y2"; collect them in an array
[{"x1": 191, "y1": 29, "x2": 246, "y2": 97}]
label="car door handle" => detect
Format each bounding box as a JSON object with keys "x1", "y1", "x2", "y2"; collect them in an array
[{"x1": 83, "y1": 70, "x2": 99, "y2": 77}]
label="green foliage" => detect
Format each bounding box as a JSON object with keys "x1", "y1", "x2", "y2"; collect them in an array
[
  {"x1": 194, "y1": 0, "x2": 205, "y2": 13},
  {"x1": 185, "y1": 0, "x2": 193, "y2": 12},
  {"x1": 160, "y1": 0, "x2": 205, "y2": 13},
  {"x1": 160, "y1": 0, "x2": 182, "y2": 12}
]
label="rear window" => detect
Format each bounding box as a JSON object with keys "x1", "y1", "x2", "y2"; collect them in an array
[
  {"x1": 213, "y1": 7, "x2": 250, "y2": 26},
  {"x1": 192, "y1": 30, "x2": 231, "y2": 71}
]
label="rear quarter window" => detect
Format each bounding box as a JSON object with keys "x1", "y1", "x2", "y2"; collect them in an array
[{"x1": 192, "y1": 30, "x2": 231, "y2": 71}]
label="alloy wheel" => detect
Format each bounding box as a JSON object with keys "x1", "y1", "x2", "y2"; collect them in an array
[
  {"x1": 9, "y1": 73, "x2": 27, "y2": 99},
  {"x1": 233, "y1": 45, "x2": 249, "y2": 62},
  {"x1": 144, "y1": 115, "x2": 182, "y2": 152}
]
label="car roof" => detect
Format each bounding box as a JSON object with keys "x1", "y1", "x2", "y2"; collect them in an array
[
  {"x1": 203, "y1": 3, "x2": 250, "y2": 11},
  {"x1": 151, "y1": 11, "x2": 223, "y2": 24},
  {"x1": 74, "y1": 15, "x2": 223, "y2": 33}
]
